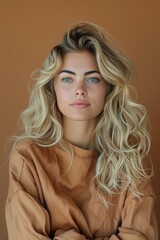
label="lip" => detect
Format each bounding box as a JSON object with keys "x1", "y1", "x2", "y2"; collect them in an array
[{"x1": 70, "y1": 101, "x2": 90, "y2": 109}]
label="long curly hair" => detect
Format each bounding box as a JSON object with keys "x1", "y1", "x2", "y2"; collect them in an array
[{"x1": 15, "y1": 22, "x2": 152, "y2": 202}]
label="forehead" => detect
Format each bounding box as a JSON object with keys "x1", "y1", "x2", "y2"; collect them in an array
[{"x1": 61, "y1": 51, "x2": 99, "y2": 71}]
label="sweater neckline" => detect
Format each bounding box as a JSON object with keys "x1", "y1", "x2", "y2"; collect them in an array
[{"x1": 60, "y1": 139, "x2": 98, "y2": 159}]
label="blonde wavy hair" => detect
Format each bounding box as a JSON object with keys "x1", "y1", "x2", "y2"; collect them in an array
[{"x1": 15, "y1": 22, "x2": 152, "y2": 201}]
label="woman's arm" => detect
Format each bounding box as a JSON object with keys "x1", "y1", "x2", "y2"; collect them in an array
[
  {"x1": 54, "y1": 182, "x2": 158, "y2": 240},
  {"x1": 5, "y1": 144, "x2": 52, "y2": 239},
  {"x1": 108, "y1": 180, "x2": 158, "y2": 240},
  {"x1": 5, "y1": 143, "x2": 158, "y2": 240},
  {"x1": 5, "y1": 143, "x2": 90, "y2": 240}
]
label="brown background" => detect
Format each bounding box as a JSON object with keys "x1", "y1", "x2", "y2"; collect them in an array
[{"x1": 0, "y1": 0, "x2": 160, "y2": 239}]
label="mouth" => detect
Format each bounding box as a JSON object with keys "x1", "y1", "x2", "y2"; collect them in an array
[{"x1": 70, "y1": 102, "x2": 91, "y2": 109}]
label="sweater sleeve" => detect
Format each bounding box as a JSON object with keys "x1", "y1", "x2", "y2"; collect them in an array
[
  {"x1": 5, "y1": 144, "x2": 158, "y2": 240},
  {"x1": 5, "y1": 144, "x2": 91, "y2": 240},
  {"x1": 53, "y1": 181, "x2": 158, "y2": 240},
  {"x1": 5, "y1": 144, "x2": 53, "y2": 240},
  {"x1": 53, "y1": 229, "x2": 109, "y2": 239},
  {"x1": 108, "y1": 180, "x2": 158, "y2": 240},
  {"x1": 5, "y1": 144, "x2": 107, "y2": 240}
]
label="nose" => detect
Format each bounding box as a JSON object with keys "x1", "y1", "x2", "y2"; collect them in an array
[{"x1": 74, "y1": 88, "x2": 87, "y2": 97}]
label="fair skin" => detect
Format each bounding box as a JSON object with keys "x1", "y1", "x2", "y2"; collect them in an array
[{"x1": 54, "y1": 51, "x2": 107, "y2": 149}]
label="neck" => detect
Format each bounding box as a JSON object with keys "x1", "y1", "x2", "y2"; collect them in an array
[{"x1": 63, "y1": 118, "x2": 97, "y2": 150}]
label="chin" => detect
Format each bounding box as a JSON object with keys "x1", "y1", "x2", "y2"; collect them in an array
[{"x1": 65, "y1": 115, "x2": 98, "y2": 122}]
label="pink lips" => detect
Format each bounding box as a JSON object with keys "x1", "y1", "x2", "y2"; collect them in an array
[{"x1": 70, "y1": 101, "x2": 90, "y2": 109}]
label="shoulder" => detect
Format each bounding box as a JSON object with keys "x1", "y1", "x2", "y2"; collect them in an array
[
  {"x1": 8, "y1": 139, "x2": 37, "y2": 179},
  {"x1": 11, "y1": 139, "x2": 60, "y2": 159},
  {"x1": 10, "y1": 139, "x2": 38, "y2": 167},
  {"x1": 13, "y1": 138, "x2": 39, "y2": 154},
  {"x1": 9, "y1": 139, "x2": 63, "y2": 173},
  {"x1": 125, "y1": 179, "x2": 156, "y2": 201}
]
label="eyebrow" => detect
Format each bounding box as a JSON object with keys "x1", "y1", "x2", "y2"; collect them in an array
[{"x1": 59, "y1": 70, "x2": 101, "y2": 76}]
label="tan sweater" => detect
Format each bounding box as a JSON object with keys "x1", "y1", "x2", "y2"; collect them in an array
[{"x1": 5, "y1": 140, "x2": 158, "y2": 240}]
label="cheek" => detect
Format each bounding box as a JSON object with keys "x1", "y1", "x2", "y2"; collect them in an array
[
  {"x1": 55, "y1": 91, "x2": 63, "y2": 106},
  {"x1": 95, "y1": 87, "x2": 107, "y2": 110},
  {"x1": 97, "y1": 85, "x2": 107, "y2": 102},
  {"x1": 54, "y1": 87, "x2": 68, "y2": 109},
  {"x1": 54, "y1": 86, "x2": 61, "y2": 107}
]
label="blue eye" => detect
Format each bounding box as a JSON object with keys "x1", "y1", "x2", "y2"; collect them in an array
[
  {"x1": 61, "y1": 77, "x2": 72, "y2": 83},
  {"x1": 87, "y1": 77, "x2": 99, "y2": 83}
]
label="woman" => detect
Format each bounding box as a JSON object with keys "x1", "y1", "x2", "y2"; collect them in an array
[{"x1": 5, "y1": 22, "x2": 158, "y2": 239}]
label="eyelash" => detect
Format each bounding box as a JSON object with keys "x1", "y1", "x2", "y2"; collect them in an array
[
  {"x1": 61, "y1": 77, "x2": 73, "y2": 82},
  {"x1": 61, "y1": 77, "x2": 100, "y2": 83},
  {"x1": 87, "y1": 77, "x2": 99, "y2": 83}
]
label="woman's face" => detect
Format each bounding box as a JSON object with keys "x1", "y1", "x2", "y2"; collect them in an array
[{"x1": 54, "y1": 50, "x2": 107, "y2": 122}]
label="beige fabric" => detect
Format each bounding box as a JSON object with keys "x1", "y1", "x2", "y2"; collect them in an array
[{"x1": 5, "y1": 140, "x2": 158, "y2": 239}]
